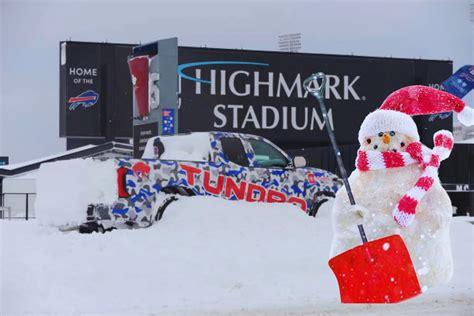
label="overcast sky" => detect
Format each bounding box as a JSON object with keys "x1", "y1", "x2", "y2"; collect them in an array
[{"x1": 1, "y1": 0, "x2": 472, "y2": 163}]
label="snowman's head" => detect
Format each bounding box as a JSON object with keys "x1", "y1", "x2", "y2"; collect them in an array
[{"x1": 358, "y1": 109, "x2": 419, "y2": 152}]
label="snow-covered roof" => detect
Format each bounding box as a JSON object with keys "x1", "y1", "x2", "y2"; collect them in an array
[
  {"x1": 0, "y1": 145, "x2": 96, "y2": 170},
  {"x1": 0, "y1": 142, "x2": 132, "y2": 177},
  {"x1": 4, "y1": 170, "x2": 38, "y2": 180},
  {"x1": 142, "y1": 133, "x2": 211, "y2": 161}
]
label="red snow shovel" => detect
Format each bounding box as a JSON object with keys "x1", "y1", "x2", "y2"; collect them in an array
[{"x1": 304, "y1": 73, "x2": 421, "y2": 303}]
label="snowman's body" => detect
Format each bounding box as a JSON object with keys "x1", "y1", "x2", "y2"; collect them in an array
[{"x1": 330, "y1": 163, "x2": 453, "y2": 288}]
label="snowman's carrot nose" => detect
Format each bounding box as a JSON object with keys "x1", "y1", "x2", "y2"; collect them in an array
[{"x1": 383, "y1": 134, "x2": 391, "y2": 144}]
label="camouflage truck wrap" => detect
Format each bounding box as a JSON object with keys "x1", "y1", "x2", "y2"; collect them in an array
[{"x1": 84, "y1": 132, "x2": 341, "y2": 231}]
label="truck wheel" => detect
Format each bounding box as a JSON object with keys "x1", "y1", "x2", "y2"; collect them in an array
[
  {"x1": 308, "y1": 198, "x2": 329, "y2": 217},
  {"x1": 155, "y1": 196, "x2": 179, "y2": 221}
]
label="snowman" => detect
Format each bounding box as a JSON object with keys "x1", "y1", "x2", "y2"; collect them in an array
[{"x1": 330, "y1": 85, "x2": 473, "y2": 289}]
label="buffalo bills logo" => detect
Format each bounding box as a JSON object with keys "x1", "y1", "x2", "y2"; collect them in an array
[{"x1": 68, "y1": 90, "x2": 99, "y2": 111}]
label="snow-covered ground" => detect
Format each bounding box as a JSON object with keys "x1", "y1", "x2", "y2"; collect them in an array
[{"x1": 1, "y1": 197, "x2": 473, "y2": 315}]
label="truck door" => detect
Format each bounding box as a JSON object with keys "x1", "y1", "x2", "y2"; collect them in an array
[
  {"x1": 245, "y1": 138, "x2": 292, "y2": 197},
  {"x1": 218, "y1": 136, "x2": 251, "y2": 200},
  {"x1": 246, "y1": 138, "x2": 307, "y2": 210}
]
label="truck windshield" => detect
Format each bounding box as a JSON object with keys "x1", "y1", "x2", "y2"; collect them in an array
[{"x1": 248, "y1": 139, "x2": 289, "y2": 168}]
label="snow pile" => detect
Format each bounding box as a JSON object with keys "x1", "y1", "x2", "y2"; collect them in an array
[
  {"x1": 2, "y1": 198, "x2": 336, "y2": 314},
  {"x1": 142, "y1": 133, "x2": 211, "y2": 161},
  {"x1": 2, "y1": 196, "x2": 473, "y2": 315},
  {"x1": 35, "y1": 158, "x2": 117, "y2": 226}
]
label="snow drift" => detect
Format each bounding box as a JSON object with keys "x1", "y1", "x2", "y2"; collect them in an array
[
  {"x1": 2, "y1": 197, "x2": 472, "y2": 315},
  {"x1": 35, "y1": 158, "x2": 117, "y2": 226}
]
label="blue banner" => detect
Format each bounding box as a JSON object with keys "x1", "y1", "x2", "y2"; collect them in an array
[
  {"x1": 442, "y1": 65, "x2": 474, "y2": 98},
  {"x1": 162, "y1": 109, "x2": 175, "y2": 135},
  {"x1": 429, "y1": 65, "x2": 473, "y2": 122}
]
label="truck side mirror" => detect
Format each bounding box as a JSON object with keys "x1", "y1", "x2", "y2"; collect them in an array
[{"x1": 293, "y1": 156, "x2": 307, "y2": 168}]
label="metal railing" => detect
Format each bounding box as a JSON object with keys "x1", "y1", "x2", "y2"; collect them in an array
[
  {"x1": 1, "y1": 193, "x2": 36, "y2": 220},
  {"x1": 0, "y1": 206, "x2": 12, "y2": 220}
]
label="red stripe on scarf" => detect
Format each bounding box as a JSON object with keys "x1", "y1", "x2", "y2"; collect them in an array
[
  {"x1": 382, "y1": 151, "x2": 405, "y2": 168},
  {"x1": 415, "y1": 176, "x2": 435, "y2": 191},
  {"x1": 425, "y1": 154, "x2": 440, "y2": 168},
  {"x1": 356, "y1": 150, "x2": 369, "y2": 171},
  {"x1": 397, "y1": 195, "x2": 417, "y2": 215},
  {"x1": 406, "y1": 142, "x2": 423, "y2": 163}
]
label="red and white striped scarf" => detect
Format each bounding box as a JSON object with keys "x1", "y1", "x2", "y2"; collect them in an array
[{"x1": 355, "y1": 130, "x2": 454, "y2": 227}]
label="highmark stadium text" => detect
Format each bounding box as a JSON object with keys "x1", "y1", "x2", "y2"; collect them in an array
[
  {"x1": 178, "y1": 68, "x2": 363, "y2": 101},
  {"x1": 213, "y1": 104, "x2": 334, "y2": 131}
]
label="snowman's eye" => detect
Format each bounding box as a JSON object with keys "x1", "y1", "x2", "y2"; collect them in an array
[
  {"x1": 366, "y1": 138, "x2": 372, "y2": 144},
  {"x1": 400, "y1": 142, "x2": 405, "y2": 147},
  {"x1": 373, "y1": 145, "x2": 378, "y2": 150},
  {"x1": 378, "y1": 132, "x2": 384, "y2": 137},
  {"x1": 390, "y1": 131, "x2": 396, "y2": 136}
]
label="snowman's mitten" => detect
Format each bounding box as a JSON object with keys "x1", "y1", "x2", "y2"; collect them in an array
[{"x1": 347, "y1": 204, "x2": 369, "y2": 225}]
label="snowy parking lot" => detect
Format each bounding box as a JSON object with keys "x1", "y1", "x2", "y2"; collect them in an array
[{"x1": 1, "y1": 197, "x2": 473, "y2": 315}]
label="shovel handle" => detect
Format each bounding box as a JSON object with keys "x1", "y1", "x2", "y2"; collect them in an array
[
  {"x1": 304, "y1": 72, "x2": 368, "y2": 244},
  {"x1": 303, "y1": 72, "x2": 326, "y2": 99}
]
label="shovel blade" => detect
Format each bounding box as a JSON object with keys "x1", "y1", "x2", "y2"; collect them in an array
[{"x1": 328, "y1": 235, "x2": 421, "y2": 303}]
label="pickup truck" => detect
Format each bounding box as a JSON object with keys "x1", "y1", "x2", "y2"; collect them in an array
[{"x1": 72, "y1": 132, "x2": 341, "y2": 231}]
